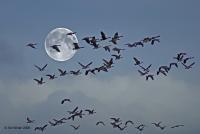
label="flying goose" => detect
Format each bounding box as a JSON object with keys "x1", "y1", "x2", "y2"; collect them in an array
[
  {"x1": 26, "y1": 117, "x2": 35, "y2": 123},
  {"x1": 96, "y1": 121, "x2": 105, "y2": 126},
  {"x1": 103, "y1": 45, "x2": 112, "y2": 52},
  {"x1": 26, "y1": 43, "x2": 37, "y2": 49},
  {"x1": 124, "y1": 43, "x2": 137, "y2": 48},
  {"x1": 85, "y1": 69, "x2": 96, "y2": 75},
  {"x1": 66, "y1": 32, "x2": 77, "y2": 36},
  {"x1": 33, "y1": 77, "x2": 45, "y2": 85},
  {"x1": 111, "y1": 54, "x2": 123, "y2": 60},
  {"x1": 169, "y1": 62, "x2": 178, "y2": 70},
  {"x1": 50, "y1": 45, "x2": 61, "y2": 52},
  {"x1": 82, "y1": 37, "x2": 91, "y2": 44},
  {"x1": 46, "y1": 74, "x2": 57, "y2": 80},
  {"x1": 34, "y1": 124, "x2": 48, "y2": 132},
  {"x1": 70, "y1": 70, "x2": 81, "y2": 75},
  {"x1": 133, "y1": 57, "x2": 143, "y2": 65},
  {"x1": 182, "y1": 62, "x2": 195, "y2": 69},
  {"x1": 110, "y1": 117, "x2": 121, "y2": 123},
  {"x1": 100, "y1": 31, "x2": 111, "y2": 41},
  {"x1": 171, "y1": 124, "x2": 184, "y2": 128},
  {"x1": 34, "y1": 64, "x2": 48, "y2": 72},
  {"x1": 157, "y1": 69, "x2": 167, "y2": 76},
  {"x1": 85, "y1": 109, "x2": 96, "y2": 115},
  {"x1": 146, "y1": 74, "x2": 154, "y2": 81},
  {"x1": 139, "y1": 64, "x2": 152, "y2": 72},
  {"x1": 78, "y1": 62, "x2": 93, "y2": 69},
  {"x1": 58, "y1": 68, "x2": 67, "y2": 76},
  {"x1": 73, "y1": 43, "x2": 84, "y2": 50},
  {"x1": 138, "y1": 70, "x2": 149, "y2": 76},
  {"x1": 61, "y1": 98, "x2": 71, "y2": 104},
  {"x1": 125, "y1": 120, "x2": 134, "y2": 126},
  {"x1": 183, "y1": 57, "x2": 194, "y2": 64},
  {"x1": 152, "y1": 121, "x2": 162, "y2": 127}
]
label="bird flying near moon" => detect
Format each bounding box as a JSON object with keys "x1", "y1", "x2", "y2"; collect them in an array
[{"x1": 45, "y1": 28, "x2": 78, "y2": 61}]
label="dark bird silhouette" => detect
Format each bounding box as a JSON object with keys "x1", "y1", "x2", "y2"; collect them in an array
[
  {"x1": 85, "y1": 109, "x2": 96, "y2": 115},
  {"x1": 152, "y1": 121, "x2": 162, "y2": 128},
  {"x1": 33, "y1": 77, "x2": 45, "y2": 85},
  {"x1": 96, "y1": 121, "x2": 105, "y2": 126},
  {"x1": 109, "y1": 37, "x2": 118, "y2": 45},
  {"x1": 48, "y1": 121, "x2": 57, "y2": 126},
  {"x1": 171, "y1": 125, "x2": 184, "y2": 128},
  {"x1": 134, "y1": 41, "x2": 144, "y2": 47},
  {"x1": 173, "y1": 53, "x2": 186, "y2": 62},
  {"x1": 66, "y1": 32, "x2": 77, "y2": 36},
  {"x1": 61, "y1": 98, "x2": 71, "y2": 104},
  {"x1": 58, "y1": 69, "x2": 67, "y2": 76},
  {"x1": 103, "y1": 58, "x2": 114, "y2": 69},
  {"x1": 113, "y1": 32, "x2": 123, "y2": 39},
  {"x1": 98, "y1": 66, "x2": 109, "y2": 72},
  {"x1": 82, "y1": 37, "x2": 91, "y2": 44},
  {"x1": 157, "y1": 69, "x2": 167, "y2": 76},
  {"x1": 100, "y1": 31, "x2": 111, "y2": 41},
  {"x1": 159, "y1": 125, "x2": 166, "y2": 130},
  {"x1": 146, "y1": 74, "x2": 154, "y2": 81},
  {"x1": 26, "y1": 43, "x2": 37, "y2": 49},
  {"x1": 53, "y1": 118, "x2": 66, "y2": 124},
  {"x1": 67, "y1": 106, "x2": 79, "y2": 114},
  {"x1": 110, "y1": 117, "x2": 121, "y2": 123},
  {"x1": 142, "y1": 35, "x2": 160, "y2": 45},
  {"x1": 68, "y1": 110, "x2": 85, "y2": 120},
  {"x1": 70, "y1": 70, "x2": 81, "y2": 75},
  {"x1": 139, "y1": 64, "x2": 152, "y2": 72},
  {"x1": 70, "y1": 125, "x2": 80, "y2": 130},
  {"x1": 46, "y1": 74, "x2": 57, "y2": 80},
  {"x1": 135, "y1": 124, "x2": 145, "y2": 132},
  {"x1": 182, "y1": 62, "x2": 195, "y2": 69},
  {"x1": 138, "y1": 70, "x2": 149, "y2": 76},
  {"x1": 112, "y1": 47, "x2": 125, "y2": 54},
  {"x1": 169, "y1": 62, "x2": 178, "y2": 70},
  {"x1": 73, "y1": 43, "x2": 84, "y2": 50},
  {"x1": 50, "y1": 45, "x2": 61, "y2": 52},
  {"x1": 158, "y1": 66, "x2": 170, "y2": 73},
  {"x1": 78, "y1": 62, "x2": 93, "y2": 69},
  {"x1": 26, "y1": 117, "x2": 35, "y2": 123},
  {"x1": 133, "y1": 57, "x2": 143, "y2": 65},
  {"x1": 125, "y1": 120, "x2": 134, "y2": 126},
  {"x1": 34, "y1": 64, "x2": 48, "y2": 72},
  {"x1": 111, "y1": 54, "x2": 123, "y2": 60},
  {"x1": 90, "y1": 36, "x2": 101, "y2": 49},
  {"x1": 34, "y1": 124, "x2": 48, "y2": 132},
  {"x1": 124, "y1": 43, "x2": 137, "y2": 48},
  {"x1": 109, "y1": 32, "x2": 123, "y2": 44},
  {"x1": 85, "y1": 69, "x2": 96, "y2": 75},
  {"x1": 151, "y1": 35, "x2": 160, "y2": 45},
  {"x1": 110, "y1": 122, "x2": 122, "y2": 129},
  {"x1": 103, "y1": 45, "x2": 112, "y2": 52},
  {"x1": 183, "y1": 57, "x2": 194, "y2": 64}
]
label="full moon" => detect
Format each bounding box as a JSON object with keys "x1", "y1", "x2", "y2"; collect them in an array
[{"x1": 45, "y1": 28, "x2": 78, "y2": 61}]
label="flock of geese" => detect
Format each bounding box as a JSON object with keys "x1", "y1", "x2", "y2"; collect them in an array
[
  {"x1": 25, "y1": 31, "x2": 193, "y2": 133},
  {"x1": 26, "y1": 98, "x2": 185, "y2": 133},
  {"x1": 27, "y1": 31, "x2": 195, "y2": 85}
]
